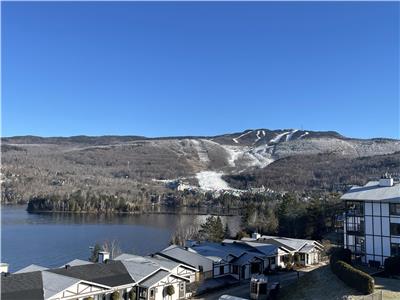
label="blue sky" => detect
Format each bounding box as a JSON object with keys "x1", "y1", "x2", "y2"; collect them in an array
[{"x1": 2, "y1": 2, "x2": 399, "y2": 138}]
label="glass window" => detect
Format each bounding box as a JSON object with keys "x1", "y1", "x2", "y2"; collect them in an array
[
  {"x1": 347, "y1": 201, "x2": 364, "y2": 216},
  {"x1": 150, "y1": 289, "x2": 154, "y2": 298},
  {"x1": 390, "y1": 223, "x2": 400, "y2": 236},
  {"x1": 270, "y1": 257, "x2": 275, "y2": 264},
  {"x1": 391, "y1": 243, "x2": 400, "y2": 256},
  {"x1": 390, "y1": 204, "x2": 400, "y2": 215}
]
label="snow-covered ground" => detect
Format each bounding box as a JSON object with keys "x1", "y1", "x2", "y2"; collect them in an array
[
  {"x1": 232, "y1": 130, "x2": 253, "y2": 144},
  {"x1": 191, "y1": 139, "x2": 210, "y2": 164},
  {"x1": 196, "y1": 171, "x2": 231, "y2": 191}
]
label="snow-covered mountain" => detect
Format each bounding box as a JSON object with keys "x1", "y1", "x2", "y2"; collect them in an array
[{"x1": 2, "y1": 129, "x2": 399, "y2": 193}]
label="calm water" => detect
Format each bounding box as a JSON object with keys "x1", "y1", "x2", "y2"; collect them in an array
[{"x1": 1, "y1": 205, "x2": 240, "y2": 272}]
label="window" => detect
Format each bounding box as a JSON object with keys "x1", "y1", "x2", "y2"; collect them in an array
[
  {"x1": 269, "y1": 257, "x2": 275, "y2": 264},
  {"x1": 232, "y1": 265, "x2": 239, "y2": 274},
  {"x1": 300, "y1": 254, "x2": 305, "y2": 260},
  {"x1": 390, "y1": 223, "x2": 400, "y2": 236},
  {"x1": 198, "y1": 265, "x2": 203, "y2": 272},
  {"x1": 391, "y1": 243, "x2": 400, "y2": 256},
  {"x1": 390, "y1": 204, "x2": 400, "y2": 215},
  {"x1": 150, "y1": 289, "x2": 154, "y2": 298},
  {"x1": 180, "y1": 283, "x2": 184, "y2": 291},
  {"x1": 219, "y1": 265, "x2": 224, "y2": 275},
  {"x1": 346, "y1": 201, "x2": 364, "y2": 216},
  {"x1": 139, "y1": 287, "x2": 147, "y2": 299}
]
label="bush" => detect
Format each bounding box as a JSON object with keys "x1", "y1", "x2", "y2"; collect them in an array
[
  {"x1": 165, "y1": 285, "x2": 175, "y2": 296},
  {"x1": 330, "y1": 248, "x2": 352, "y2": 265},
  {"x1": 331, "y1": 260, "x2": 374, "y2": 294},
  {"x1": 111, "y1": 291, "x2": 120, "y2": 300},
  {"x1": 384, "y1": 256, "x2": 400, "y2": 276},
  {"x1": 129, "y1": 288, "x2": 137, "y2": 300}
]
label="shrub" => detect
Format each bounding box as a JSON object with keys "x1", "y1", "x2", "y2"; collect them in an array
[
  {"x1": 129, "y1": 288, "x2": 137, "y2": 300},
  {"x1": 384, "y1": 256, "x2": 400, "y2": 276},
  {"x1": 111, "y1": 291, "x2": 120, "y2": 300},
  {"x1": 331, "y1": 260, "x2": 374, "y2": 294},
  {"x1": 330, "y1": 248, "x2": 352, "y2": 265},
  {"x1": 165, "y1": 285, "x2": 175, "y2": 296}
]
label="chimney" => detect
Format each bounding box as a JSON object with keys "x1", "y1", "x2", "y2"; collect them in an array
[
  {"x1": 65, "y1": 264, "x2": 71, "y2": 269},
  {"x1": 0, "y1": 263, "x2": 9, "y2": 274},
  {"x1": 252, "y1": 232, "x2": 261, "y2": 240},
  {"x1": 98, "y1": 251, "x2": 110, "y2": 263},
  {"x1": 379, "y1": 174, "x2": 394, "y2": 187}
]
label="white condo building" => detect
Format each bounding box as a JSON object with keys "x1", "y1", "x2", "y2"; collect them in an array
[{"x1": 341, "y1": 175, "x2": 400, "y2": 267}]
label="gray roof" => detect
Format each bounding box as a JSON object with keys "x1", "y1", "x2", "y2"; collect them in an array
[
  {"x1": 230, "y1": 252, "x2": 264, "y2": 265},
  {"x1": 62, "y1": 259, "x2": 93, "y2": 267},
  {"x1": 242, "y1": 236, "x2": 322, "y2": 252},
  {"x1": 158, "y1": 245, "x2": 210, "y2": 269},
  {"x1": 298, "y1": 244, "x2": 316, "y2": 253},
  {"x1": 49, "y1": 260, "x2": 134, "y2": 287},
  {"x1": 1, "y1": 271, "x2": 44, "y2": 300},
  {"x1": 15, "y1": 264, "x2": 48, "y2": 274},
  {"x1": 341, "y1": 181, "x2": 400, "y2": 202},
  {"x1": 42, "y1": 271, "x2": 79, "y2": 299},
  {"x1": 115, "y1": 253, "x2": 181, "y2": 271},
  {"x1": 139, "y1": 270, "x2": 170, "y2": 288},
  {"x1": 191, "y1": 241, "x2": 271, "y2": 261},
  {"x1": 119, "y1": 258, "x2": 160, "y2": 282}
]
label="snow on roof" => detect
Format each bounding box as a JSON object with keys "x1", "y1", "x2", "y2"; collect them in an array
[
  {"x1": 42, "y1": 271, "x2": 80, "y2": 299},
  {"x1": 115, "y1": 253, "x2": 184, "y2": 271},
  {"x1": 62, "y1": 259, "x2": 93, "y2": 267},
  {"x1": 158, "y1": 245, "x2": 210, "y2": 270},
  {"x1": 15, "y1": 264, "x2": 48, "y2": 274},
  {"x1": 341, "y1": 181, "x2": 400, "y2": 202},
  {"x1": 242, "y1": 236, "x2": 322, "y2": 252}
]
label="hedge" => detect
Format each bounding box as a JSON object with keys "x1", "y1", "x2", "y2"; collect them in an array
[
  {"x1": 330, "y1": 248, "x2": 352, "y2": 265},
  {"x1": 384, "y1": 256, "x2": 400, "y2": 276},
  {"x1": 331, "y1": 260, "x2": 374, "y2": 294}
]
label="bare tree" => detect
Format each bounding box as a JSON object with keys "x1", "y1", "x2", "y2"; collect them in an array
[
  {"x1": 170, "y1": 222, "x2": 201, "y2": 246},
  {"x1": 102, "y1": 240, "x2": 122, "y2": 259}
]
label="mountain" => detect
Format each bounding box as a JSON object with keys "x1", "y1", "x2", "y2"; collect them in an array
[{"x1": 1, "y1": 129, "x2": 399, "y2": 203}]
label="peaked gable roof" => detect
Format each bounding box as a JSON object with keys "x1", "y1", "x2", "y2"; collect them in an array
[{"x1": 15, "y1": 264, "x2": 48, "y2": 274}]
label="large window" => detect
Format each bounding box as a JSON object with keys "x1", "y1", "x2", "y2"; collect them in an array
[
  {"x1": 391, "y1": 243, "x2": 400, "y2": 256},
  {"x1": 346, "y1": 216, "x2": 365, "y2": 234},
  {"x1": 232, "y1": 265, "x2": 239, "y2": 274},
  {"x1": 346, "y1": 201, "x2": 364, "y2": 216},
  {"x1": 390, "y1": 223, "x2": 400, "y2": 236},
  {"x1": 390, "y1": 204, "x2": 400, "y2": 215},
  {"x1": 219, "y1": 265, "x2": 224, "y2": 275}
]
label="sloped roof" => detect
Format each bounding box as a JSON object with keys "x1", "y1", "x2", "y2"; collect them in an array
[
  {"x1": 49, "y1": 260, "x2": 134, "y2": 287},
  {"x1": 139, "y1": 270, "x2": 170, "y2": 288},
  {"x1": 242, "y1": 236, "x2": 322, "y2": 252},
  {"x1": 42, "y1": 271, "x2": 80, "y2": 299},
  {"x1": 115, "y1": 253, "x2": 181, "y2": 271},
  {"x1": 62, "y1": 259, "x2": 93, "y2": 267},
  {"x1": 1, "y1": 271, "x2": 44, "y2": 300},
  {"x1": 298, "y1": 244, "x2": 316, "y2": 253},
  {"x1": 15, "y1": 264, "x2": 48, "y2": 274},
  {"x1": 158, "y1": 245, "x2": 211, "y2": 269},
  {"x1": 119, "y1": 259, "x2": 160, "y2": 282},
  {"x1": 341, "y1": 181, "x2": 400, "y2": 202}
]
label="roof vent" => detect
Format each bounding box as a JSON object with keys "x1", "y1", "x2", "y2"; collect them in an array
[{"x1": 379, "y1": 173, "x2": 394, "y2": 187}]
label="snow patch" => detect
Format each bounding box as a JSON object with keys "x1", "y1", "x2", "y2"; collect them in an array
[
  {"x1": 298, "y1": 132, "x2": 309, "y2": 139},
  {"x1": 196, "y1": 171, "x2": 231, "y2": 191},
  {"x1": 232, "y1": 130, "x2": 253, "y2": 144},
  {"x1": 285, "y1": 129, "x2": 299, "y2": 141},
  {"x1": 255, "y1": 130, "x2": 261, "y2": 143},
  {"x1": 270, "y1": 131, "x2": 290, "y2": 143},
  {"x1": 191, "y1": 139, "x2": 210, "y2": 163}
]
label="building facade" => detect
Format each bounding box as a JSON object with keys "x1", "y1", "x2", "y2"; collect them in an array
[{"x1": 342, "y1": 176, "x2": 400, "y2": 267}]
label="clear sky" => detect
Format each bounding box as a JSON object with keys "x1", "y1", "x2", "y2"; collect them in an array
[{"x1": 2, "y1": 2, "x2": 399, "y2": 139}]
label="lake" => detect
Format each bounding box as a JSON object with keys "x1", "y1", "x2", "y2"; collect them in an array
[{"x1": 1, "y1": 205, "x2": 241, "y2": 272}]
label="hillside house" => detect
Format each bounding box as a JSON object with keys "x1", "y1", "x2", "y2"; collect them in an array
[{"x1": 242, "y1": 234, "x2": 324, "y2": 266}]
